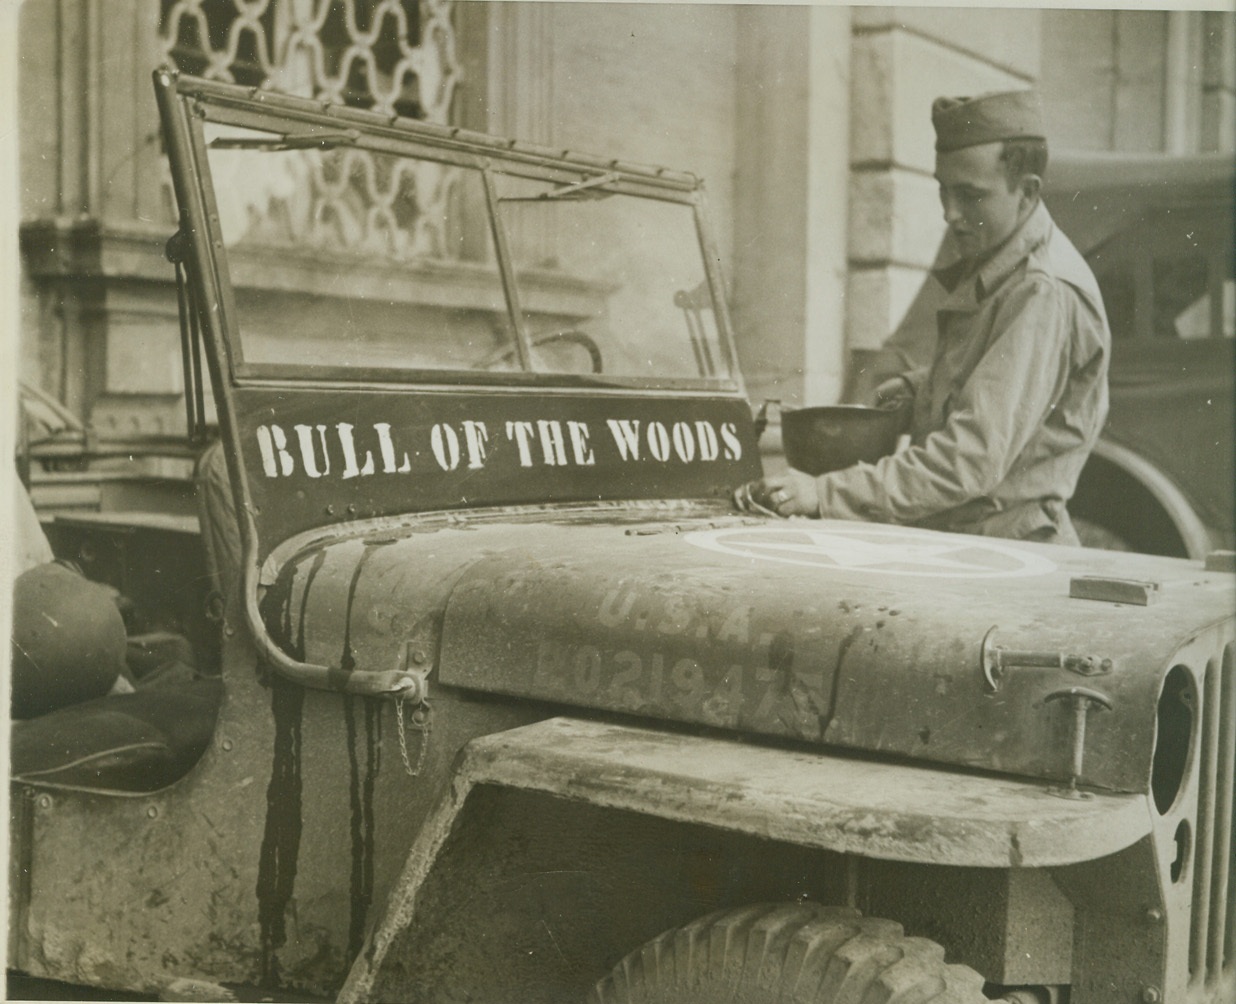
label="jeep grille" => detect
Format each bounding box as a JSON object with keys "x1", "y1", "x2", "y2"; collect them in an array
[{"x1": 1190, "y1": 641, "x2": 1235, "y2": 992}]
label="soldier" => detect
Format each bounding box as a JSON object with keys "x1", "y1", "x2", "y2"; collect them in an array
[{"x1": 740, "y1": 90, "x2": 1110, "y2": 545}]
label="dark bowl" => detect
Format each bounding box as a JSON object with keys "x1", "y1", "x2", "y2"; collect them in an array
[{"x1": 781, "y1": 404, "x2": 909, "y2": 475}]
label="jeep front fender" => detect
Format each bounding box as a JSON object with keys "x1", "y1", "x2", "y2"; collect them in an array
[{"x1": 339, "y1": 717, "x2": 1150, "y2": 1003}]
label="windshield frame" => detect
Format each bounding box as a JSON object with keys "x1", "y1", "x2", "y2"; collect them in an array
[{"x1": 159, "y1": 71, "x2": 743, "y2": 396}]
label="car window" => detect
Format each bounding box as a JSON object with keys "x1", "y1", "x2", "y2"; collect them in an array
[
  {"x1": 1170, "y1": 280, "x2": 1235, "y2": 341},
  {"x1": 1087, "y1": 207, "x2": 1234, "y2": 342}
]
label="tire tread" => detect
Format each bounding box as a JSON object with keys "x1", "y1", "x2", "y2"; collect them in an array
[{"x1": 588, "y1": 902, "x2": 989, "y2": 1004}]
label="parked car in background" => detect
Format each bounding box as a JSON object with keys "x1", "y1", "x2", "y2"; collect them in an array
[
  {"x1": 848, "y1": 151, "x2": 1234, "y2": 558},
  {"x1": 1048, "y1": 151, "x2": 1234, "y2": 557}
]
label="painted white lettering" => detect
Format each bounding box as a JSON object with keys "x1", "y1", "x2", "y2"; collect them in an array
[
  {"x1": 717, "y1": 606, "x2": 751, "y2": 645},
  {"x1": 671, "y1": 658, "x2": 706, "y2": 701},
  {"x1": 752, "y1": 631, "x2": 775, "y2": 666},
  {"x1": 505, "y1": 421, "x2": 537, "y2": 467},
  {"x1": 572, "y1": 646, "x2": 602, "y2": 693},
  {"x1": 537, "y1": 420, "x2": 568, "y2": 466},
  {"x1": 597, "y1": 587, "x2": 637, "y2": 628},
  {"x1": 656, "y1": 595, "x2": 693, "y2": 635},
  {"x1": 695, "y1": 421, "x2": 719, "y2": 461},
  {"x1": 671, "y1": 421, "x2": 696, "y2": 463},
  {"x1": 374, "y1": 423, "x2": 412, "y2": 474},
  {"x1": 647, "y1": 421, "x2": 671, "y2": 462},
  {"x1": 720, "y1": 664, "x2": 744, "y2": 707},
  {"x1": 462, "y1": 421, "x2": 489, "y2": 470},
  {"x1": 720, "y1": 421, "x2": 743, "y2": 461},
  {"x1": 754, "y1": 663, "x2": 780, "y2": 720},
  {"x1": 293, "y1": 424, "x2": 331, "y2": 479},
  {"x1": 606, "y1": 419, "x2": 641, "y2": 461},
  {"x1": 648, "y1": 653, "x2": 664, "y2": 702},
  {"x1": 337, "y1": 423, "x2": 376, "y2": 480},
  {"x1": 256, "y1": 424, "x2": 295, "y2": 478},
  {"x1": 609, "y1": 651, "x2": 642, "y2": 706},
  {"x1": 567, "y1": 421, "x2": 595, "y2": 466},
  {"x1": 430, "y1": 423, "x2": 461, "y2": 471}
]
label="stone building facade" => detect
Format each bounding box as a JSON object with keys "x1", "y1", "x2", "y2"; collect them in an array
[{"x1": 14, "y1": 2, "x2": 1235, "y2": 445}]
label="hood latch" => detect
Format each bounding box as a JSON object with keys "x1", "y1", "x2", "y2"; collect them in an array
[{"x1": 981, "y1": 626, "x2": 1114, "y2": 692}]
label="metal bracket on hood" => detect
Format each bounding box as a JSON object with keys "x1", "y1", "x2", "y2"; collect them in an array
[
  {"x1": 1045, "y1": 686, "x2": 1114, "y2": 798},
  {"x1": 981, "y1": 626, "x2": 1114, "y2": 692}
]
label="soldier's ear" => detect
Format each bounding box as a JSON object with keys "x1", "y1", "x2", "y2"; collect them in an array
[{"x1": 1019, "y1": 173, "x2": 1042, "y2": 208}]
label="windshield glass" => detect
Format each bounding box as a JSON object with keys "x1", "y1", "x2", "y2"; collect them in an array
[
  {"x1": 492, "y1": 172, "x2": 726, "y2": 380},
  {"x1": 206, "y1": 124, "x2": 514, "y2": 372},
  {"x1": 204, "y1": 123, "x2": 732, "y2": 387}
]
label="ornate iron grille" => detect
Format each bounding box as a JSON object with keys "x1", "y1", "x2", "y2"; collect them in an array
[
  {"x1": 219, "y1": 146, "x2": 460, "y2": 261},
  {"x1": 158, "y1": 0, "x2": 458, "y2": 122},
  {"x1": 156, "y1": 0, "x2": 462, "y2": 258}
]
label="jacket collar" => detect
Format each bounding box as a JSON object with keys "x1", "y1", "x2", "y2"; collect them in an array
[{"x1": 934, "y1": 200, "x2": 1053, "y2": 309}]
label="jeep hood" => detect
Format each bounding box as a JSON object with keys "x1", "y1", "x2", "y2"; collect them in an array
[{"x1": 264, "y1": 507, "x2": 1234, "y2": 794}]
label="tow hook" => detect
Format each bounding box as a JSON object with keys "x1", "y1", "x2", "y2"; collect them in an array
[
  {"x1": 981, "y1": 627, "x2": 1113, "y2": 692},
  {"x1": 1045, "y1": 686, "x2": 1113, "y2": 798}
]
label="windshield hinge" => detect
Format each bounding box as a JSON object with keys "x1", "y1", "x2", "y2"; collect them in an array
[{"x1": 165, "y1": 224, "x2": 208, "y2": 445}]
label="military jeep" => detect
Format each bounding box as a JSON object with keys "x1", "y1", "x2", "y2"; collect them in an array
[{"x1": 8, "y1": 69, "x2": 1236, "y2": 1004}]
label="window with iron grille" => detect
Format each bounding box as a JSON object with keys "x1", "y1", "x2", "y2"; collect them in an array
[
  {"x1": 157, "y1": 0, "x2": 457, "y2": 123},
  {"x1": 156, "y1": 1, "x2": 463, "y2": 259}
]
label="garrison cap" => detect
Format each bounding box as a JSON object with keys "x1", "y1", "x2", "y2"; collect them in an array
[{"x1": 932, "y1": 90, "x2": 1045, "y2": 153}]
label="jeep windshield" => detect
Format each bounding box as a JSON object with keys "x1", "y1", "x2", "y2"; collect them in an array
[
  {"x1": 198, "y1": 117, "x2": 736, "y2": 391},
  {"x1": 157, "y1": 73, "x2": 759, "y2": 550}
]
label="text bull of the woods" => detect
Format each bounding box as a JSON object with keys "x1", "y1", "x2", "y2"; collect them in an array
[{"x1": 255, "y1": 417, "x2": 745, "y2": 479}]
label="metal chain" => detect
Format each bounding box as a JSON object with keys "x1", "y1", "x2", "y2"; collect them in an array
[{"x1": 395, "y1": 696, "x2": 430, "y2": 777}]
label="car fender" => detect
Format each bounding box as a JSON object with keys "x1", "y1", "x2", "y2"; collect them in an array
[
  {"x1": 1080, "y1": 438, "x2": 1214, "y2": 558},
  {"x1": 337, "y1": 716, "x2": 1152, "y2": 1003}
]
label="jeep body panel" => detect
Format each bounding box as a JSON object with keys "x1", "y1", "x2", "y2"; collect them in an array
[
  {"x1": 266, "y1": 505, "x2": 1233, "y2": 793},
  {"x1": 9, "y1": 70, "x2": 1235, "y2": 1004}
]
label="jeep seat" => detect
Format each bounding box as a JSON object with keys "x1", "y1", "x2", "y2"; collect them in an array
[{"x1": 10, "y1": 675, "x2": 223, "y2": 793}]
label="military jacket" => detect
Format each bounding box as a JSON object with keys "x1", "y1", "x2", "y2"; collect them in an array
[{"x1": 816, "y1": 202, "x2": 1110, "y2": 543}]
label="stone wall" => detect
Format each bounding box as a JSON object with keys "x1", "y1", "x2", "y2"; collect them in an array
[
  {"x1": 845, "y1": 8, "x2": 1039, "y2": 376},
  {"x1": 1040, "y1": 9, "x2": 1234, "y2": 155},
  {"x1": 731, "y1": 6, "x2": 851, "y2": 409},
  {"x1": 18, "y1": 0, "x2": 184, "y2": 436}
]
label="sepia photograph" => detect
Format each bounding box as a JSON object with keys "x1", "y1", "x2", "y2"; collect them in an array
[{"x1": 4, "y1": 2, "x2": 1234, "y2": 1002}]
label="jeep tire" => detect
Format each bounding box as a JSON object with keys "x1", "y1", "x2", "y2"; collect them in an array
[{"x1": 589, "y1": 902, "x2": 989, "y2": 1004}]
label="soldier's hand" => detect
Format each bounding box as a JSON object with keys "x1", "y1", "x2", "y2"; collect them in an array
[
  {"x1": 733, "y1": 470, "x2": 821, "y2": 518},
  {"x1": 874, "y1": 375, "x2": 913, "y2": 410}
]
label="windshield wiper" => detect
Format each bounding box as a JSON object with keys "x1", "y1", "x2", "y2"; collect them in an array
[
  {"x1": 210, "y1": 129, "x2": 359, "y2": 152},
  {"x1": 501, "y1": 171, "x2": 620, "y2": 202}
]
